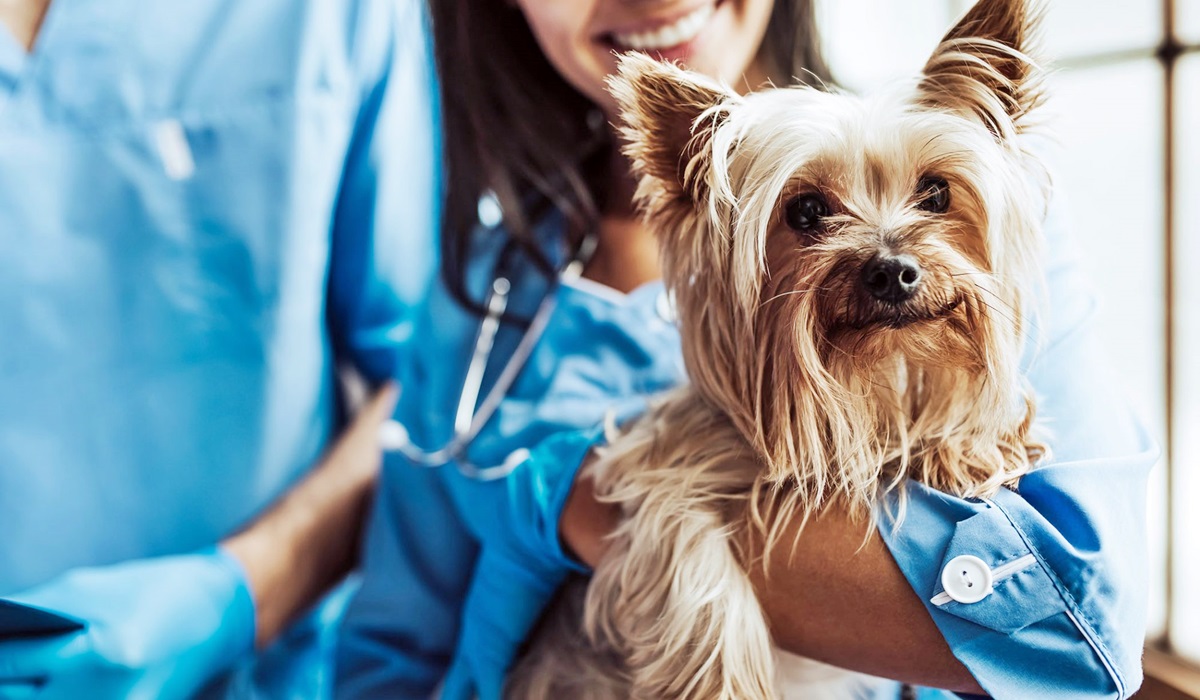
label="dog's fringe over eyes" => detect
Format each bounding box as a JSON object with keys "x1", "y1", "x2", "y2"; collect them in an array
[{"x1": 509, "y1": 0, "x2": 1051, "y2": 697}]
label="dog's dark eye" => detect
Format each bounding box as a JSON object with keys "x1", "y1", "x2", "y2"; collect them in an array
[
  {"x1": 784, "y1": 194, "x2": 828, "y2": 234},
  {"x1": 916, "y1": 176, "x2": 950, "y2": 213}
]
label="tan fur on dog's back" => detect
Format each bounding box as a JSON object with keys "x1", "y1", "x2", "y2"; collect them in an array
[{"x1": 509, "y1": 0, "x2": 1050, "y2": 697}]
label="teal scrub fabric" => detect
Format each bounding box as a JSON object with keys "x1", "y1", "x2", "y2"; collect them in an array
[{"x1": 0, "y1": 0, "x2": 438, "y2": 695}]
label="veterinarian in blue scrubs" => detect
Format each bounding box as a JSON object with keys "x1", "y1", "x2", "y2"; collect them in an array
[
  {"x1": 0, "y1": 0, "x2": 436, "y2": 697},
  {"x1": 336, "y1": 0, "x2": 1155, "y2": 698}
]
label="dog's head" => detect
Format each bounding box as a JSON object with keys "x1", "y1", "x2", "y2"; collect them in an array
[{"x1": 610, "y1": 0, "x2": 1047, "y2": 502}]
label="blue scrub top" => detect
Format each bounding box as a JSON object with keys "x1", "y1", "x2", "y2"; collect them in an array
[
  {"x1": 0, "y1": 0, "x2": 438, "y2": 694},
  {"x1": 339, "y1": 192, "x2": 1156, "y2": 697}
]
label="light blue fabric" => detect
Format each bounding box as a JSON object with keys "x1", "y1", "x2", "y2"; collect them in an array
[
  {"x1": 338, "y1": 182, "x2": 1152, "y2": 698},
  {"x1": 0, "y1": 547, "x2": 254, "y2": 700},
  {"x1": 0, "y1": 0, "x2": 438, "y2": 696}
]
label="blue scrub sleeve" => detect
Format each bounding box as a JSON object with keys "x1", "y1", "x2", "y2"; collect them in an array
[
  {"x1": 327, "y1": 0, "x2": 440, "y2": 384},
  {"x1": 0, "y1": 547, "x2": 255, "y2": 700},
  {"x1": 336, "y1": 425, "x2": 605, "y2": 698},
  {"x1": 442, "y1": 423, "x2": 613, "y2": 575},
  {"x1": 878, "y1": 199, "x2": 1156, "y2": 698},
  {"x1": 437, "y1": 426, "x2": 605, "y2": 700},
  {"x1": 335, "y1": 458, "x2": 479, "y2": 699}
]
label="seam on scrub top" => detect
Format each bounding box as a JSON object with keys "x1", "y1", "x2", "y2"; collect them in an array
[
  {"x1": 984, "y1": 497, "x2": 1125, "y2": 698},
  {"x1": 561, "y1": 275, "x2": 632, "y2": 305}
]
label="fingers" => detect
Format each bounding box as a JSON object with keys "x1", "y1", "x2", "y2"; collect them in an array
[
  {"x1": 327, "y1": 381, "x2": 400, "y2": 481},
  {"x1": 358, "y1": 381, "x2": 400, "y2": 432}
]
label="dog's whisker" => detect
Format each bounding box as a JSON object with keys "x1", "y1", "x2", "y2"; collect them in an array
[
  {"x1": 976, "y1": 299, "x2": 1021, "y2": 330},
  {"x1": 759, "y1": 287, "x2": 834, "y2": 308},
  {"x1": 971, "y1": 285, "x2": 1041, "y2": 333}
]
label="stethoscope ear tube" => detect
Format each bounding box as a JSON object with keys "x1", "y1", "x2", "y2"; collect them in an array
[{"x1": 455, "y1": 277, "x2": 511, "y2": 437}]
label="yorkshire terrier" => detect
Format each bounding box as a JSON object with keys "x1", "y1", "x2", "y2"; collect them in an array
[{"x1": 509, "y1": 0, "x2": 1049, "y2": 696}]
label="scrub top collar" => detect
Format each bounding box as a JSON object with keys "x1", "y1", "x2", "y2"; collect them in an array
[
  {"x1": 0, "y1": 0, "x2": 132, "y2": 126},
  {"x1": 0, "y1": 22, "x2": 26, "y2": 92}
]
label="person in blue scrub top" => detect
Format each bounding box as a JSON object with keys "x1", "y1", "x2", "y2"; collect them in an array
[
  {"x1": 335, "y1": 0, "x2": 1157, "y2": 698},
  {"x1": 0, "y1": 0, "x2": 437, "y2": 697}
]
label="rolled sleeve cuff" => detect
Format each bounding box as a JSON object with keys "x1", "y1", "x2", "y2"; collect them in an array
[
  {"x1": 512, "y1": 423, "x2": 611, "y2": 575},
  {"x1": 208, "y1": 545, "x2": 259, "y2": 667},
  {"x1": 877, "y1": 487, "x2": 1127, "y2": 699}
]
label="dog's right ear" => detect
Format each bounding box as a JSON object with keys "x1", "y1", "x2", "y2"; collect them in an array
[
  {"x1": 918, "y1": 0, "x2": 1045, "y2": 140},
  {"x1": 607, "y1": 53, "x2": 736, "y2": 202}
]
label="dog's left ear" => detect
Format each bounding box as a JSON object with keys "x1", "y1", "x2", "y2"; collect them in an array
[
  {"x1": 607, "y1": 52, "x2": 737, "y2": 202},
  {"x1": 918, "y1": 0, "x2": 1045, "y2": 140}
]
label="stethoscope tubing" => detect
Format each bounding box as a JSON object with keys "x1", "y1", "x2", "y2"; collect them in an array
[{"x1": 379, "y1": 231, "x2": 597, "y2": 480}]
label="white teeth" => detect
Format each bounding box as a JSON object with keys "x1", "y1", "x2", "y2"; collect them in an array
[{"x1": 612, "y1": 4, "x2": 714, "y2": 51}]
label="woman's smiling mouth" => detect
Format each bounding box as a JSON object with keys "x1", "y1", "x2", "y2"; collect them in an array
[{"x1": 607, "y1": 4, "x2": 716, "y2": 51}]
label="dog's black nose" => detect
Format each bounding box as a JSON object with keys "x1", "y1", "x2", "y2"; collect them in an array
[{"x1": 862, "y1": 254, "x2": 922, "y2": 304}]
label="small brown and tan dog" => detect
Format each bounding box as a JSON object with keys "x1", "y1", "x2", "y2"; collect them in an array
[{"x1": 510, "y1": 0, "x2": 1050, "y2": 697}]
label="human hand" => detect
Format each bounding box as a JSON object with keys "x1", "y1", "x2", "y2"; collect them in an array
[
  {"x1": 0, "y1": 548, "x2": 253, "y2": 700},
  {"x1": 319, "y1": 380, "x2": 400, "y2": 484}
]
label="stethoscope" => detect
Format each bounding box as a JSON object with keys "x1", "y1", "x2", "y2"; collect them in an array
[{"x1": 379, "y1": 226, "x2": 599, "y2": 481}]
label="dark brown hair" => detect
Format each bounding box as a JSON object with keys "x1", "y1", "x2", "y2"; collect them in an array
[{"x1": 429, "y1": 0, "x2": 832, "y2": 314}]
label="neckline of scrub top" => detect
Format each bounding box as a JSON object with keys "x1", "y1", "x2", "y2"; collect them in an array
[
  {"x1": 0, "y1": 24, "x2": 26, "y2": 88},
  {"x1": 559, "y1": 274, "x2": 665, "y2": 308},
  {"x1": 0, "y1": 0, "x2": 64, "y2": 86},
  {"x1": 0, "y1": 2, "x2": 132, "y2": 127}
]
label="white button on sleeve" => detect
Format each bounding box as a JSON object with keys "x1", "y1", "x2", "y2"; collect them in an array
[{"x1": 941, "y1": 554, "x2": 994, "y2": 604}]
